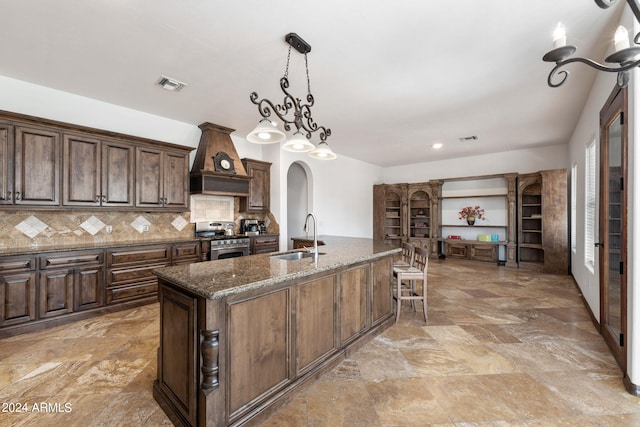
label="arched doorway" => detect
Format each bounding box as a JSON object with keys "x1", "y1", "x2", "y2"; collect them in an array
[{"x1": 286, "y1": 162, "x2": 312, "y2": 249}]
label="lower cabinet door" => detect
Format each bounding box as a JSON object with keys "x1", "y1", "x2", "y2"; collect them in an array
[
  {"x1": 0, "y1": 272, "x2": 36, "y2": 326},
  {"x1": 74, "y1": 265, "x2": 105, "y2": 311},
  {"x1": 39, "y1": 269, "x2": 74, "y2": 318}
]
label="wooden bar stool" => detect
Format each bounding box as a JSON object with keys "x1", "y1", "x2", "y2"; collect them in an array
[{"x1": 392, "y1": 246, "x2": 428, "y2": 322}]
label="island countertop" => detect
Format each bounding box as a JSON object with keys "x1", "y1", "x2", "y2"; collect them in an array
[{"x1": 153, "y1": 235, "x2": 400, "y2": 299}]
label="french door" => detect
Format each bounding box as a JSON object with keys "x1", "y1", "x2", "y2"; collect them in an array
[{"x1": 598, "y1": 85, "x2": 627, "y2": 371}]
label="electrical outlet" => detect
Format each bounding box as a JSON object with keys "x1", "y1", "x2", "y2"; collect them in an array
[
  {"x1": 142, "y1": 224, "x2": 150, "y2": 232},
  {"x1": 105, "y1": 226, "x2": 113, "y2": 234}
]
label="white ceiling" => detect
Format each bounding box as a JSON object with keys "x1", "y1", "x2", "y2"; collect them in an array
[{"x1": 0, "y1": 1, "x2": 626, "y2": 166}]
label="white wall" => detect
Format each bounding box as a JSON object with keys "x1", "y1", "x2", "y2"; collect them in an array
[
  {"x1": 381, "y1": 144, "x2": 568, "y2": 184},
  {"x1": 0, "y1": 74, "x2": 263, "y2": 168},
  {"x1": 567, "y1": 7, "x2": 640, "y2": 388},
  {"x1": 270, "y1": 147, "x2": 383, "y2": 249}
]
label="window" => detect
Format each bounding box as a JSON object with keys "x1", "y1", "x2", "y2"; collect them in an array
[
  {"x1": 571, "y1": 163, "x2": 577, "y2": 253},
  {"x1": 585, "y1": 140, "x2": 596, "y2": 269}
]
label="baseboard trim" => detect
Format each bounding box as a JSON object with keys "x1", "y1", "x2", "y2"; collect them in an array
[
  {"x1": 624, "y1": 374, "x2": 640, "y2": 396},
  {"x1": 569, "y1": 274, "x2": 600, "y2": 332}
]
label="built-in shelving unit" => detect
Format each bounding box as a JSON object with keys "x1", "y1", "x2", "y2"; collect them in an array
[
  {"x1": 516, "y1": 169, "x2": 568, "y2": 274},
  {"x1": 439, "y1": 176, "x2": 513, "y2": 264},
  {"x1": 408, "y1": 189, "x2": 430, "y2": 239},
  {"x1": 374, "y1": 170, "x2": 567, "y2": 271},
  {"x1": 384, "y1": 191, "x2": 402, "y2": 243},
  {"x1": 519, "y1": 183, "x2": 544, "y2": 267}
]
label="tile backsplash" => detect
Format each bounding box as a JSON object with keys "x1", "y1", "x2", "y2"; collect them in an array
[
  {"x1": 0, "y1": 201, "x2": 281, "y2": 251},
  {"x1": 0, "y1": 210, "x2": 194, "y2": 250}
]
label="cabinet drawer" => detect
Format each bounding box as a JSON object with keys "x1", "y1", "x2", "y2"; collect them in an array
[
  {"x1": 106, "y1": 281, "x2": 157, "y2": 304},
  {"x1": 446, "y1": 242, "x2": 468, "y2": 259},
  {"x1": 0, "y1": 256, "x2": 36, "y2": 272},
  {"x1": 40, "y1": 251, "x2": 103, "y2": 269},
  {"x1": 470, "y1": 244, "x2": 497, "y2": 262},
  {"x1": 172, "y1": 242, "x2": 202, "y2": 262},
  {"x1": 107, "y1": 245, "x2": 170, "y2": 267},
  {"x1": 254, "y1": 236, "x2": 278, "y2": 246},
  {"x1": 253, "y1": 244, "x2": 278, "y2": 255},
  {"x1": 107, "y1": 262, "x2": 167, "y2": 286}
]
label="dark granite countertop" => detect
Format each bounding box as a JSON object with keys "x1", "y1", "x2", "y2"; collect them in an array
[
  {"x1": 153, "y1": 236, "x2": 400, "y2": 300},
  {"x1": 0, "y1": 237, "x2": 205, "y2": 257}
]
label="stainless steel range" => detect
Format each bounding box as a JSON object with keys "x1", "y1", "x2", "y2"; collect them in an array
[{"x1": 195, "y1": 221, "x2": 250, "y2": 260}]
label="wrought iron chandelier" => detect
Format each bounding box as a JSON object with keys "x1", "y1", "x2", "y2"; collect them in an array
[
  {"x1": 247, "y1": 33, "x2": 336, "y2": 160},
  {"x1": 543, "y1": 0, "x2": 640, "y2": 88}
]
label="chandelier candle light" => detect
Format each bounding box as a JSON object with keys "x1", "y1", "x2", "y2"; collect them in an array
[
  {"x1": 247, "y1": 33, "x2": 336, "y2": 160},
  {"x1": 543, "y1": 0, "x2": 640, "y2": 88}
]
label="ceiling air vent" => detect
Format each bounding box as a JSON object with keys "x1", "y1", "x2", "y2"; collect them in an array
[
  {"x1": 156, "y1": 76, "x2": 187, "y2": 92},
  {"x1": 458, "y1": 135, "x2": 478, "y2": 143}
]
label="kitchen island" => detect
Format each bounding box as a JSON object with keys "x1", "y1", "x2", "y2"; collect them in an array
[{"x1": 152, "y1": 236, "x2": 400, "y2": 427}]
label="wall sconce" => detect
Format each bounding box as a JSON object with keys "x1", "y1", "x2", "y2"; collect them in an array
[
  {"x1": 247, "y1": 33, "x2": 336, "y2": 160},
  {"x1": 543, "y1": 0, "x2": 640, "y2": 87}
]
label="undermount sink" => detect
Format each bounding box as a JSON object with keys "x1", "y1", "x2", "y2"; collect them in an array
[{"x1": 270, "y1": 251, "x2": 326, "y2": 260}]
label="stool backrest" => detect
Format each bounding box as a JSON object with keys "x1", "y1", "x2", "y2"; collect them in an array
[
  {"x1": 414, "y1": 246, "x2": 429, "y2": 280},
  {"x1": 401, "y1": 242, "x2": 415, "y2": 266}
]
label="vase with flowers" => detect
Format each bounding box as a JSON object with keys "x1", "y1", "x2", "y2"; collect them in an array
[{"x1": 458, "y1": 205, "x2": 485, "y2": 226}]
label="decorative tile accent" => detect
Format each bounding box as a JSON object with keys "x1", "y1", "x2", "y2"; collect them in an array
[
  {"x1": 191, "y1": 195, "x2": 234, "y2": 222},
  {"x1": 131, "y1": 215, "x2": 151, "y2": 234},
  {"x1": 15, "y1": 215, "x2": 48, "y2": 239},
  {"x1": 80, "y1": 215, "x2": 106, "y2": 236},
  {"x1": 171, "y1": 216, "x2": 188, "y2": 231}
]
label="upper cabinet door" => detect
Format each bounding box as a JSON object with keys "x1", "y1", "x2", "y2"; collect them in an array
[
  {"x1": 0, "y1": 123, "x2": 14, "y2": 205},
  {"x1": 240, "y1": 158, "x2": 271, "y2": 213},
  {"x1": 136, "y1": 146, "x2": 163, "y2": 208},
  {"x1": 101, "y1": 141, "x2": 134, "y2": 207},
  {"x1": 14, "y1": 126, "x2": 60, "y2": 206},
  {"x1": 162, "y1": 151, "x2": 189, "y2": 210},
  {"x1": 63, "y1": 134, "x2": 101, "y2": 206}
]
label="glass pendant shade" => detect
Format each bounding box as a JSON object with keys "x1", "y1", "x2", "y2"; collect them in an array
[
  {"x1": 247, "y1": 119, "x2": 286, "y2": 144},
  {"x1": 281, "y1": 131, "x2": 315, "y2": 152},
  {"x1": 308, "y1": 141, "x2": 337, "y2": 160}
]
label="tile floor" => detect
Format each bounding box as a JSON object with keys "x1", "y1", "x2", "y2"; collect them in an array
[{"x1": 2, "y1": 259, "x2": 640, "y2": 426}]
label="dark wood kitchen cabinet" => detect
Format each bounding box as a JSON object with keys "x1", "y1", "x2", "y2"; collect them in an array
[
  {"x1": 0, "y1": 240, "x2": 203, "y2": 337},
  {"x1": 106, "y1": 244, "x2": 171, "y2": 304},
  {"x1": 171, "y1": 241, "x2": 202, "y2": 265},
  {"x1": 0, "y1": 109, "x2": 193, "y2": 211},
  {"x1": 0, "y1": 256, "x2": 36, "y2": 327},
  {"x1": 136, "y1": 146, "x2": 189, "y2": 210},
  {"x1": 240, "y1": 158, "x2": 271, "y2": 213},
  {"x1": 63, "y1": 134, "x2": 134, "y2": 207},
  {"x1": 250, "y1": 234, "x2": 279, "y2": 254},
  {"x1": 14, "y1": 126, "x2": 61, "y2": 206},
  {"x1": 39, "y1": 251, "x2": 105, "y2": 318},
  {"x1": 0, "y1": 123, "x2": 13, "y2": 205}
]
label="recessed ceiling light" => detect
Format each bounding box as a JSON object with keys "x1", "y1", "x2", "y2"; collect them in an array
[
  {"x1": 432, "y1": 142, "x2": 443, "y2": 149},
  {"x1": 157, "y1": 76, "x2": 187, "y2": 92}
]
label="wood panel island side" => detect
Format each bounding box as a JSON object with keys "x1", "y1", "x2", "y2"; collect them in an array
[{"x1": 152, "y1": 236, "x2": 400, "y2": 427}]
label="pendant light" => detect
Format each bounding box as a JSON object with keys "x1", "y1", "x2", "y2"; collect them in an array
[{"x1": 248, "y1": 33, "x2": 336, "y2": 160}]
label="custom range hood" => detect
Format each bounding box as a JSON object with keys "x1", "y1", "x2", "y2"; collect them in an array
[{"x1": 190, "y1": 122, "x2": 252, "y2": 197}]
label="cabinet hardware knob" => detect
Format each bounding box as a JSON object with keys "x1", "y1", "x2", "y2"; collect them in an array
[
  {"x1": 101, "y1": 195, "x2": 106, "y2": 203},
  {"x1": 15, "y1": 192, "x2": 21, "y2": 201},
  {"x1": 595, "y1": 242, "x2": 604, "y2": 247},
  {"x1": 96, "y1": 195, "x2": 100, "y2": 203}
]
